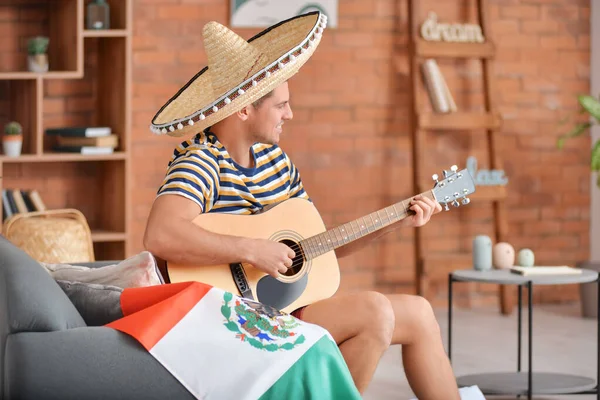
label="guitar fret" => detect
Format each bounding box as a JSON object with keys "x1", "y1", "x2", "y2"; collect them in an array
[
  {"x1": 368, "y1": 213, "x2": 376, "y2": 233},
  {"x1": 384, "y1": 206, "x2": 393, "y2": 225},
  {"x1": 392, "y1": 203, "x2": 399, "y2": 220}
]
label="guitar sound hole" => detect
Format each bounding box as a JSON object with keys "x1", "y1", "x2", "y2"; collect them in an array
[{"x1": 280, "y1": 239, "x2": 304, "y2": 277}]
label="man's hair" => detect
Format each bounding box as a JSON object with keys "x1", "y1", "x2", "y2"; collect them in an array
[{"x1": 251, "y1": 90, "x2": 274, "y2": 109}]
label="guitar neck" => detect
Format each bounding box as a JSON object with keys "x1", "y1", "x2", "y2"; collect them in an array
[{"x1": 299, "y1": 190, "x2": 435, "y2": 260}]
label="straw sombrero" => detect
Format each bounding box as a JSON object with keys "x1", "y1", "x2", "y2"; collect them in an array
[{"x1": 149, "y1": 11, "x2": 327, "y2": 137}]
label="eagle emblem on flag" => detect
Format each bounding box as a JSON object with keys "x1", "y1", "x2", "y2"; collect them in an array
[{"x1": 221, "y1": 292, "x2": 306, "y2": 352}]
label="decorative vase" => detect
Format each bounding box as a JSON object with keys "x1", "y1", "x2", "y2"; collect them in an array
[
  {"x1": 86, "y1": 0, "x2": 110, "y2": 30},
  {"x1": 517, "y1": 249, "x2": 535, "y2": 267},
  {"x1": 2, "y1": 135, "x2": 23, "y2": 157},
  {"x1": 27, "y1": 54, "x2": 48, "y2": 73},
  {"x1": 492, "y1": 242, "x2": 515, "y2": 269},
  {"x1": 472, "y1": 235, "x2": 492, "y2": 271}
]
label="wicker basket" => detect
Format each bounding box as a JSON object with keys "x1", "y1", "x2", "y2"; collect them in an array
[{"x1": 2, "y1": 209, "x2": 95, "y2": 263}]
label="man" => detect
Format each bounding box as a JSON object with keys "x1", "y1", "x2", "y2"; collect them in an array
[{"x1": 144, "y1": 12, "x2": 460, "y2": 399}]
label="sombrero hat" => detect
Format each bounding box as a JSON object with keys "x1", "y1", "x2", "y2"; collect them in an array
[{"x1": 149, "y1": 11, "x2": 327, "y2": 137}]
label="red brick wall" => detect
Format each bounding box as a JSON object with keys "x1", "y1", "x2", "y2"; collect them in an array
[{"x1": 129, "y1": 0, "x2": 591, "y2": 307}]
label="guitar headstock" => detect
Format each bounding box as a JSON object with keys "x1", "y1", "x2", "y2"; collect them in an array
[{"x1": 431, "y1": 165, "x2": 476, "y2": 211}]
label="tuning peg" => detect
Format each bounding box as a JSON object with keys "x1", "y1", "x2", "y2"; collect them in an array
[
  {"x1": 443, "y1": 170, "x2": 451, "y2": 178},
  {"x1": 443, "y1": 203, "x2": 450, "y2": 211},
  {"x1": 451, "y1": 165, "x2": 458, "y2": 172},
  {"x1": 432, "y1": 173, "x2": 439, "y2": 182},
  {"x1": 452, "y1": 200, "x2": 460, "y2": 207},
  {"x1": 461, "y1": 197, "x2": 471, "y2": 205}
]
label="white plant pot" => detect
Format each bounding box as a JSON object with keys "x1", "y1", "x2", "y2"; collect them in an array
[
  {"x1": 27, "y1": 54, "x2": 48, "y2": 73},
  {"x1": 3, "y1": 138, "x2": 22, "y2": 157}
]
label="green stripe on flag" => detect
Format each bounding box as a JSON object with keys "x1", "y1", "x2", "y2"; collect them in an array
[{"x1": 259, "y1": 335, "x2": 362, "y2": 400}]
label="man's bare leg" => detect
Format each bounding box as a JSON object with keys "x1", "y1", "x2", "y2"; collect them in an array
[
  {"x1": 387, "y1": 294, "x2": 460, "y2": 400},
  {"x1": 300, "y1": 291, "x2": 460, "y2": 399}
]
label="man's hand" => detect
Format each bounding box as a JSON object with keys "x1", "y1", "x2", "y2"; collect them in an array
[
  {"x1": 401, "y1": 195, "x2": 442, "y2": 228},
  {"x1": 243, "y1": 239, "x2": 296, "y2": 278}
]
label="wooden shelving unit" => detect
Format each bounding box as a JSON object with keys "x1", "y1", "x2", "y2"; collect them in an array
[
  {"x1": 408, "y1": 0, "x2": 511, "y2": 313},
  {"x1": 0, "y1": 0, "x2": 132, "y2": 261}
]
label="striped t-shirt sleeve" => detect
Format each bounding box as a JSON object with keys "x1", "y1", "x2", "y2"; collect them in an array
[
  {"x1": 286, "y1": 155, "x2": 309, "y2": 200},
  {"x1": 157, "y1": 150, "x2": 220, "y2": 213}
]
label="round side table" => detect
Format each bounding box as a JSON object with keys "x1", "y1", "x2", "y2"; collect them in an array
[{"x1": 448, "y1": 268, "x2": 600, "y2": 400}]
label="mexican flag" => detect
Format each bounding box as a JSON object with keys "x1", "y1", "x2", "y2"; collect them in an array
[{"x1": 106, "y1": 281, "x2": 361, "y2": 400}]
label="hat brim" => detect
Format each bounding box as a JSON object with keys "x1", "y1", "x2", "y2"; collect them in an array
[{"x1": 150, "y1": 11, "x2": 327, "y2": 137}]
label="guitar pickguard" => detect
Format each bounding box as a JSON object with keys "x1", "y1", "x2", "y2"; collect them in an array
[{"x1": 256, "y1": 274, "x2": 308, "y2": 311}]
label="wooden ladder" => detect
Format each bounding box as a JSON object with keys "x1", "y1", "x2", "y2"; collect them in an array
[{"x1": 407, "y1": 0, "x2": 512, "y2": 314}]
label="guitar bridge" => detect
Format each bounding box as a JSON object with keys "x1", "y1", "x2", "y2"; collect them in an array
[{"x1": 229, "y1": 263, "x2": 255, "y2": 300}]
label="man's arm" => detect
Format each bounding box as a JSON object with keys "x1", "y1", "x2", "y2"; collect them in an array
[
  {"x1": 143, "y1": 194, "x2": 296, "y2": 278},
  {"x1": 143, "y1": 194, "x2": 252, "y2": 266}
]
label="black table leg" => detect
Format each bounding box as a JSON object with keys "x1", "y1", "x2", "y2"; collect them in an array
[
  {"x1": 448, "y1": 273, "x2": 453, "y2": 363},
  {"x1": 596, "y1": 275, "x2": 600, "y2": 400},
  {"x1": 528, "y1": 280, "x2": 533, "y2": 400},
  {"x1": 518, "y1": 284, "x2": 522, "y2": 373}
]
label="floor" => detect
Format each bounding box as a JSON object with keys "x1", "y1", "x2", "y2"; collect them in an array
[{"x1": 363, "y1": 302, "x2": 598, "y2": 400}]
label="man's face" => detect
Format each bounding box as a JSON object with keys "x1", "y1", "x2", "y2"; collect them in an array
[{"x1": 248, "y1": 81, "x2": 293, "y2": 145}]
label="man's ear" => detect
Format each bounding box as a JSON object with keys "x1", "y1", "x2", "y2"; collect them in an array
[{"x1": 237, "y1": 105, "x2": 252, "y2": 121}]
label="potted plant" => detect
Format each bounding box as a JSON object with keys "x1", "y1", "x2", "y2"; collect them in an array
[
  {"x1": 3, "y1": 121, "x2": 23, "y2": 157},
  {"x1": 557, "y1": 94, "x2": 600, "y2": 188},
  {"x1": 557, "y1": 94, "x2": 600, "y2": 318},
  {"x1": 27, "y1": 36, "x2": 49, "y2": 73}
]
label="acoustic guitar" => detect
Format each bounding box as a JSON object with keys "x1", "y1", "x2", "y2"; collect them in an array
[{"x1": 167, "y1": 165, "x2": 476, "y2": 313}]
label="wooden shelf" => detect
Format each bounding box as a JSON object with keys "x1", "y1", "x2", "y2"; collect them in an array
[
  {"x1": 91, "y1": 230, "x2": 127, "y2": 242},
  {"x1": 419, "y1": 112, "x2": 502, "y2": 130},
  {"x1": 0, "y1": 152, "x2": 127, "y2": 163},
  {"x1": 0, "y1": 71, "x2": 82, "y2": 80},
  {"x1": 415, "y1": 39, "x2": 495, "y2": 59},
  {"x1": 0, "y1": 0, "x2": 132, "y2": 261},
  {"x1": 83, "y1": 29, "x2": 129, "y2": 38}
]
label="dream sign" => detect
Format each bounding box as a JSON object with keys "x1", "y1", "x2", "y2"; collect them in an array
[{"x1": 420, "y1": 12, "x2": 485, "y2": 44}]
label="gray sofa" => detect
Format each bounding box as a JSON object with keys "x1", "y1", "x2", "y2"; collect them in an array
[{"x1": 0, "y1": 235, "x2": 194, "y2": 400}]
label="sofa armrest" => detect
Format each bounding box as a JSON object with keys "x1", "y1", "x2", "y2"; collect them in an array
[{"x1": 4, "y1": 327, "x2": 194, "y2": 400}]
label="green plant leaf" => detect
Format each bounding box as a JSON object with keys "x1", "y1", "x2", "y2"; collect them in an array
[
  {"x1": 579, "y1": 95, "x2": 600, "y2": 122},
  {"x1": 597, "y1": 173, "x2": 600, "y2": 189},
  {"x1": 556, "y1": 122, "x2": 593, "y2": 149},
  {"x1": 592, "y1": 140, "x2": 600, "y2": 171}
]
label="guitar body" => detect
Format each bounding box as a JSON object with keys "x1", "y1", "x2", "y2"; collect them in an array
[{"x1": 167, "y1": 198, "x2": 341, "y2": 314}]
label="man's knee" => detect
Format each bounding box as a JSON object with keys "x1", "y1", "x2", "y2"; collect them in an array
[
  {"x1": 358, "y1": 291, "x2": 395, "y2": 346},
  {"x1": 410, "y1": 295, "x2": 440, "y2": 337}
]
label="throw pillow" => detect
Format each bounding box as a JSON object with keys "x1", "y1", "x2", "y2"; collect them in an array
[
  {"x1": 40, "y1": 251, "x2": 164, "y2": 289},
  {"x1": 56, "y1": 280, "x2": 124, "y2": 326}
]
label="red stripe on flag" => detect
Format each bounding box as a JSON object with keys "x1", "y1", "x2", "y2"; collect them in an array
[{"x1": 106, "y1": 281, "x2": 212, "y2": 350}]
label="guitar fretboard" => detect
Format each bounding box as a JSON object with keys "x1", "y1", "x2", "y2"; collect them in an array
[{"x1": 299, "y1": 191, "x2": 435, "y2": 260}]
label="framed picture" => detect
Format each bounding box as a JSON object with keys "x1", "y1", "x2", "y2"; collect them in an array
[{"x1": 230, "y1": 0, "x2": 338, "y2": 28}]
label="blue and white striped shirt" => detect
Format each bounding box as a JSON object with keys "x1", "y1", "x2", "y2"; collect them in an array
[{"x1": 157, "y1": 130, "x2": 309, "y2": 214}]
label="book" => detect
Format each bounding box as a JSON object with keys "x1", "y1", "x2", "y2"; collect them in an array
[
  {"x1": 510, "y1": 266, "x2": 582, "y2": 276},
  {"x1": 2, "y1": 189, "x2": 13, "y2": 220},
  {"x1": 421, "y1": 59, "x2": 457, "y2": 114},
  {"x1": 11, "y1": 189, "x2": 28, "y2": 214},
  {"x1": 56, "y1": 134, "x2": 118, "y2": 148},
  {"x1": 421, "y1": 59, "x2": 449, "y2": 113},
  {"x1": 28, "y1": 189, "x2": 47, "y2": 212},
  {"x1": 52, "y1": 145, "x2": 114, "y2": 155},
  {"x1": 45, "y1": 126, "x2": 112, "y2": 137}
]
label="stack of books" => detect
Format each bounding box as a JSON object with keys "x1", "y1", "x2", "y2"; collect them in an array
[
  {"x1": 45, "y1": 127, "x2": 118, "y2": 155},
  {"x1": 2, "y1": 188, "x2": 47, "y2": 221}
]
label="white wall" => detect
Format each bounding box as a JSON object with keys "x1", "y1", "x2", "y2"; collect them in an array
[{"x1": 592, "y1": 0, "x2": 599, "y2": 262}]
